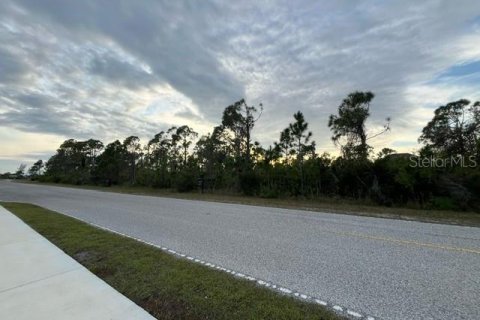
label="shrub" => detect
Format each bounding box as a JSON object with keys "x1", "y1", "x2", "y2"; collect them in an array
[
  {"x1": 259, "y1": 185, "x2": 279, "y2": 198},
  {"x1": 239, "y1": 171, "x2": 260, "y2": 196},
  {"x1": 175, "y1": 171, "x2": 196, "y2": 193},
  {"x1": 428, "y1": 197, "x2": 459, "y2": 211}
]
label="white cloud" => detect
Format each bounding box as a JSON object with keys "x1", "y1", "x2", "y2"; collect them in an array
[{"x1": 1, "y1": 0, "x2": 480, "y2": 171}]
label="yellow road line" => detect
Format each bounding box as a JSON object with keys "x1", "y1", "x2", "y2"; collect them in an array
[{"x1": 326, "y1": 230, "x2": 480, "y2": 255}]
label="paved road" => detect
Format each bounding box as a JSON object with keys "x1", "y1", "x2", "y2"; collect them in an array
[{"x1": 1, "y1": 180, "x2": 479, "y2": 320}]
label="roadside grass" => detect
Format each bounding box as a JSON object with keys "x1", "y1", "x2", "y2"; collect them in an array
[
  {"x1": 18, "y1": 180, "x2": 480, "y2": 227},
  {"x1": 2, "y1": 202, "x2": 341, "y2": 320}
]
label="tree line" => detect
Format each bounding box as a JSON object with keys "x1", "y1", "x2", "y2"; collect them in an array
[{"x1": 12, "y1": 92, "x2": 480, "y2": 211}]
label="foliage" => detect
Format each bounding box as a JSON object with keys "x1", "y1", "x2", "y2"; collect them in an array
[
  {"x1": 28, "y1": 160, "x2": 44, "y2": 180},
  {"x1": 15, "y1": 163, "x2": 27, "y2": 179},
  {"x1": 239, "y1": 170, "x2": 261, "y2": 196},
  {"x1": 328, "y1": 91, "x2": 390, "y2": 160},
  {"x1": 419, "y1": 99, "x2": 479, "y2": 157},
  {"x1": 26, "y1": 95, "x2": 480, "y2": 211}
]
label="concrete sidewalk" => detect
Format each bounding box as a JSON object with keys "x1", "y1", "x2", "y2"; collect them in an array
[{"x1": 0, "y1": 205, "x2": 155, "y2": 320}]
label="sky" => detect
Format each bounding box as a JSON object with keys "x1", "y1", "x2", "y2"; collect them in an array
[{"x1": 1, "y1": 0, "x2": 480, "y2": 173}]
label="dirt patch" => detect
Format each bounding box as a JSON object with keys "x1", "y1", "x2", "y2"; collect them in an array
[
  {"x1": 92, "y1": 264, "x2": 116, "y2": 277},
  {"x1": 73, "y1": 250, "x2": 101, "y2": 264},
  {"x1": 142, "y1": 295, "x2": 200, "y2": 320}
]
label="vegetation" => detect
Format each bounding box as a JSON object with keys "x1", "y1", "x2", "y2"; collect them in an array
[
  {"x1": 3, "y1": 202, "x2": 341, "y2": 320},
  {"x1": 17, "y1": 181, "x2": 480, "y2": 226},
  {"x1": 23, "y1": 93, "x2": 480, "y2": 211}
]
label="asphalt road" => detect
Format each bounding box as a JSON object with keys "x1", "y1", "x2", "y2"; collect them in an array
[{"x1": 1, "y1": 180, "x2": 479, "y2": 320}]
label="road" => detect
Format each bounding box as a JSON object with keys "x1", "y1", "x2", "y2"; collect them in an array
[{"x1": 1, "y1": 180, "x2": 479, "y2": 320}]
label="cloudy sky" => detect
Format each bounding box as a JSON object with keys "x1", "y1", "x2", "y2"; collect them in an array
[{"x1": 1, "y1": 0, "x2": 480, "y2": 172}]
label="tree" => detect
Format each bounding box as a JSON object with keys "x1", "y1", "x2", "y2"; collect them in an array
[
  {"x1": 419, "y1": 99, "x2": 479, "y2": 157},
  {"x1": 221, "y1": 99, "x2": 263, "y2": 166},
  {"x1": 328, "y1": 91, "x2": 390, "y2": 159},
  {"x1": 275, "y1": 128, "x2": 294, "y2": 164},
  {"x1": 95, "y1": 140, "x2": 125, "y2": 185},
  {"x1": 123, "y1": 136, "x2": 141, "y2": 184},
  {"x1": 173, "y1": 125, "x2": 198, "y2": 166},
  {"x1": 145, "y1": 130, "x2": 175, "y2": 187},
  {"x1": 289, "y1": 111, "x2": 315, "y2": 162},
  {"x1": 258, "y1": 144, "x2": 280, "y2": 167},
  {"x1": 36, "y1": 93, "x2": 480, "y2": 211},
  {"x1": 148, "y1": 131, "x2": 169, "y2": 167},
  {"x1": 283, "y1": 111, "x2": 316, "y2": 195},
  {"x1": 59, "y1": 139, "x2": 87, "y2": 170},
  {"x1": 85, "y1": 139, "x2": 104, "y2": 168},
  {"x1": 15, "y1": 164, "x2": 27, "y2": 179},
  {"x1": 377, "y1": 148, "x2": 396, "y2": 159},
  {"x1": 195, "y1": 126, "x2": 229, "y2": 187},
  {"x1": 28, "y1": 160, "x2": 44, "y2": 179},
  {"x1": 42, "y1": 139, "x2": 91, "y2": 183}
]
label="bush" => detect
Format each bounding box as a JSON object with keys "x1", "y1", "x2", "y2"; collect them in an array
[
  {"x1": 239, "y1": 171, "x2": 260, "y2": 196},
  {"x1": 175, "y1": 171, "x2": 196, "y2": 193},
  {"x1": 259, "y1": 185, "x2": 279, "y2": 198},
  {"x1": 428, "y1": 197, "x2": 459, "y2": 211}
]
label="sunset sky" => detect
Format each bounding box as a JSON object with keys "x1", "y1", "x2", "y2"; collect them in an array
[{"x1": 1, "y1": 0, "x2": 480, "y2": 172}]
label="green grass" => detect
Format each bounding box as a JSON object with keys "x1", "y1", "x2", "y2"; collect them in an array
[
  {"x1": 2, "y1": 202, "x2": 341, "y2": 320},
  {"x1": 19, "y1": 180, "x2": 480, "y2": 227}
]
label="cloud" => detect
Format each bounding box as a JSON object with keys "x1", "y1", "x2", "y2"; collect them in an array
[
  {"x1": 87, "y1": 49, "x2": 158, "y2": 89},
  {"x1": 0, "y1": 48, "x2": 27, "y2": 83},
  {"x1": 1, "y1": 0, "x2": 480, "y2": 171},
  {"x1": 13, "y1": 0, "x2": 246, "y2": 120}
]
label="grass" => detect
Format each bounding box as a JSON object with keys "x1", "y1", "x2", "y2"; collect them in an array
[
  {"x1": 19, "y1": 180, "x2": 480, "y2": 227},
  {"x1": 2, "y1": 202, "x2": 341, "y2": 320}
]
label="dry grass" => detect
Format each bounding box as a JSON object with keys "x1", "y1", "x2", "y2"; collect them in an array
[{"x1": 19, "y1": 180, "x2": 480, "y2": 227}]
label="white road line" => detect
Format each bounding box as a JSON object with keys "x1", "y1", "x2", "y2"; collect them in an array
[
  {"x1": 347, "y1": 310, "x2": 363, "y2": 318},
  {"x1": 315, "y1": 299, "x2": 327, "y2": 306},
  {"x1": 280, "y1": 287, "x2": 292, "y2": 294},
  {"x1": 87, "y1": 221, "x2": 375, "y2": 320}
]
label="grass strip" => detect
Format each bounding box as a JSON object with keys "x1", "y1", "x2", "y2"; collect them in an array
[{"x1": 2, "y1": 202, "x2": 341, "y2": 320}]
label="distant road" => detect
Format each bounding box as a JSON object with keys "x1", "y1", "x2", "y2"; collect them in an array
[{"x1": 1, "y1": 180, "x2": 479, "y2": 320}]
